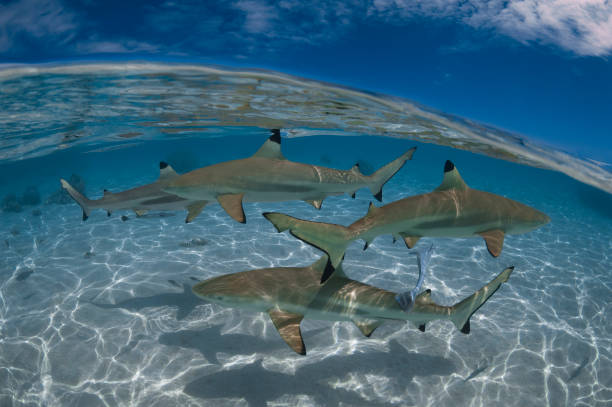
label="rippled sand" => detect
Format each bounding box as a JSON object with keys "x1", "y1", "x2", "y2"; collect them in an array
[{"x1": 1, "y1": 138, "x2": 610, "y2": 406}]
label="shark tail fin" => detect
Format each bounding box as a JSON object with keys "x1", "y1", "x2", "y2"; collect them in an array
[
  {"x1": 60, "y1": 179, "x2": 92, "y2": 221},
  {"x1": 367, "y1": 147, "x2": 416, "y2": 201},
  {"x1": 263, "y1": 212, "x2": 352, "y2": 281},
  {"x1": 449, "y1": 266, "x2": 514, "y2": 334}
]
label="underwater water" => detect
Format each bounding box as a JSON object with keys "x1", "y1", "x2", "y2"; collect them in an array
[{"x1": 0, "y1": 64, "x2": 611, "y2": 406}]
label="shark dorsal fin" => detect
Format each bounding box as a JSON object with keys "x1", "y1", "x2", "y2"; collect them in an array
[
  {"x1": 353, "y1": 318, "x2": 382, "y2": 337},
  {"x1": 415, "y1": 289, "x2": 434, "y2": 305},
  {"x1": 435, "y1": 161, "x2": 468, "y2": 191},
  {"x1": 252, "y1": 129, "x2": 286, "y2": 160},
  {"x1": 268, "y1": 308, "x2": 305, "y2": 355},
  {"x1": 159, "y1": 162, "x2": 179, "y2": 180}
]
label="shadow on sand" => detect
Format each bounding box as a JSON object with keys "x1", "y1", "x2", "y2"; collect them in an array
[
  {"x1": 183, "y1": 339, "x2": 455, "y2": 406},
  {"x1": 89, "y1": 282, "x2": 201, "y2": 320}
]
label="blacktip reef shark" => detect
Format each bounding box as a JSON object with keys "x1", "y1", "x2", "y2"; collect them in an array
[
  {"x1": 193, "y1": 246, "x2": 514, "y2": 355},
  {"x1": 164, "y1": 130, "x2": 416, "y2": 223},
  {"x1": 60, "y1": 162, "x2": 208, "y2": 223},
  {"x1": 264, "y1": 160, "x2": 549, "y2": 282}
]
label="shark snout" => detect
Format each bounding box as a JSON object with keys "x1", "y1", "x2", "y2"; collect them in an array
[{"x1": 533, "y1": 210, "x2": 550, "y2": 226}]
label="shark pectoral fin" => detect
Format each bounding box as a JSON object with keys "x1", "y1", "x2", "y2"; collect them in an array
[
  {"x1": 401, "y1": 234, "x2": 420, "y2": 249},
  {"x1": 217, "y1": 193, "x2": 246, "y2": 223},
  {"x1": 435, "y1": 161, "x2": 469, "y2": 191},
  {"x1": 353, "y1": 319, "x2": 382, "y2": 337},
  {"x1": 305, "y1": 199, "x2": 323, "y2": 210},
  {"x1": 185, "y1": 200, "x2": 208, "y2": 223},
  {"x1": 252, "y1": 129, "x2": 286, "y2": 160},
  {"x1": 268, "y1": 308, "x2": 306, "y2": 355},
  {"x1": 479, "y1": 229, "x2": 505, "y2": 257},
  {"x1": 134, "y1": 209, "x2": 148, "y2": 217},
  {"x1": 158, "y1": 162, "x2": 179, "y2": 180}
]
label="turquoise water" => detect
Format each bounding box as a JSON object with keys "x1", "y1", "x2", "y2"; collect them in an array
[{"x1": 1, "y1": 64, "x2": 611, "y2": 406}]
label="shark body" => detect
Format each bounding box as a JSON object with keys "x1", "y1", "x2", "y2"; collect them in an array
[
  {"x1": 193, "y1": 247, "x2": 514, "y2": 355},
  {"x1": 264, "y1": 160, "x2": 549, "y2": 282},
  {"x1": 61, "y1": 162, "x2": 208, "y2": 223},
  {"x1": 164, "y1": 130, "x2": 416, "y2": 223}
]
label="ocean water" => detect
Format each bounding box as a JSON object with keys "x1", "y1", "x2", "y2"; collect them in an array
[{"x1": 0, "y1": 64, "x2": 611, "y2": 407}]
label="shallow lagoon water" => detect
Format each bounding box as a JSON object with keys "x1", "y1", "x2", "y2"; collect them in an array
[{"x1": 1, "y1": 64, "x2": 611, "y2": 406}]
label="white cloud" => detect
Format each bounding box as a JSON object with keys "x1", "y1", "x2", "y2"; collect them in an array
[
  {"x1": 234, "y1": 0, "x2": 278, "y2": 34},
  {"x1": 76, "y1": 40, "x2": 159, "y2": 54},
  {"x1": 0, "y1": 0, "x2": 76, "y2": 52},
  {"x1": 367, "y1": 0, "x2": 612, "y2": 56}
]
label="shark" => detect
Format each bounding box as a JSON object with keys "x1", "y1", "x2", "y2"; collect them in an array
[
  {"x1": 264, "y1": 160, "x2": 549, "y2": 282},
  {"x1": 164, "y1": 130, "x2": 416, "y2": 223},
  {"x1": 60, "y1": 162, "x2": 208, "y2": 223},
  {"x1": 193, "y1": 246, "x2": 514, "y2": 355}
]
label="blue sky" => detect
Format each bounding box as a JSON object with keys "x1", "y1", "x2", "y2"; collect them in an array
[{"x1": 1, "y1": 0, "x2": 611, "y2": 162}]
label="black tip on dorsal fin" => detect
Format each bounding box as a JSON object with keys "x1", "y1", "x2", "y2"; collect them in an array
[
  {"x1": 374, "y1": 190, "x2": 382, "y2": 202},
  {"x1": 426, "y1": 289, "x2": 431, "y2": 294},
  {"x1": 444, "y1": 160, "x2": 455, "y2": 173},
  {"x1": 82, "y1": 211, "x2": 88, "y2": 221},
  {"x1": 269, "y1": 129, "x2": 281, "y2": 144},
  {"x1": 354, "y1": 162, "x2": 360, "y2": 168},
  {"x1": 460, "y1": 320, "x2": 471, "y2": 334},
  {"x1": 418, "y1": 324, "x2": 426, "y2": 332},
  {"x1": 320, "y1": 258, "x2": 335, "y2": 284},
  {"x1": 104, "y1": 189, "x2": 109, "y2": 193},
  {"x1": 363, "y1": 242, "x2": 369, "y2": 251},
  {"x1": 351, "y1": 192, "x2": 356, "y2": 199},
  {"x1": 160, "y1": 161, "x2": 169, "y2": 169}
]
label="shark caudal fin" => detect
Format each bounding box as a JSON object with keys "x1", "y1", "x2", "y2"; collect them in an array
[
  {"x1": 60, "y1": 179, "x2": 93, "y2": 221},
  {"x1": 450, "y1": 266, "x2": 514, "y2": 334},
  {"x1": 367, "y1": 147, "x2": 416, "y2": 201},
  {"x1": 263, "y1": 212, "x2": 352, "y2": 282}
]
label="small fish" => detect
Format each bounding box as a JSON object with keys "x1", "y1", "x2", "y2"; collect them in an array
[
  {"x1": 179, "y1": 238, "x2": 208, "y2": 248},
  {"x1": 121, "y1": 215, "x2": 129, "y2": 222},
  {"x1": 567, "y1": 356, "x2": 589, "y2": 382},
  {"x1": 463, "y1": 358, "x2": 490, "y2": 382},
  {"x1": 16, "y1": 269, "x2": 34, "y2": 281},
  {"x1": 84, "y1": 251, "x2": 95, "y2": 258}
]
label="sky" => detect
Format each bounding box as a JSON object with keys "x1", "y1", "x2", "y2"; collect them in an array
[{"x1": 0, "y1": 0, "x2": 611, "y2": 163}]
